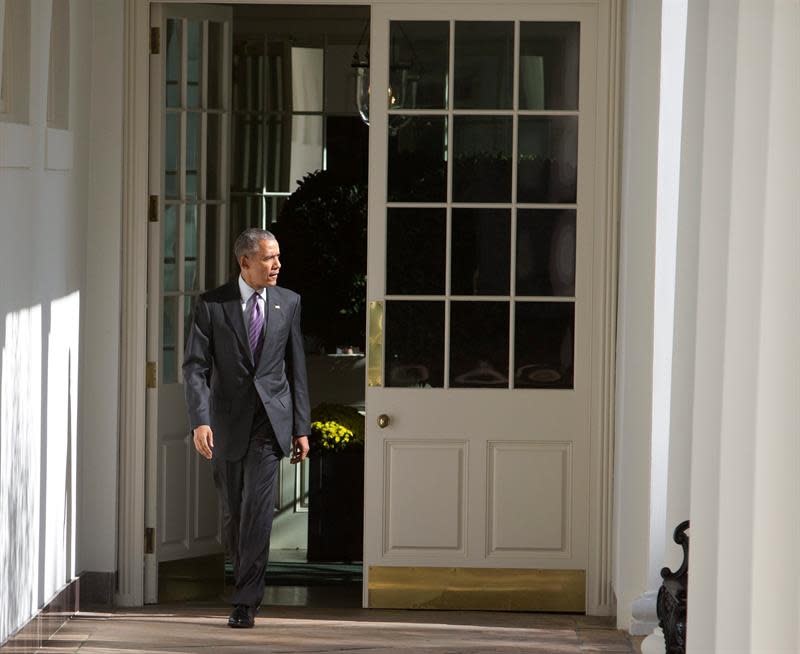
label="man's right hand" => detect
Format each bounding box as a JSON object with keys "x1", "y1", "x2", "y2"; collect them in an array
[{"x1": 193, "y1": 425, "x2": 214, "y2": 460}]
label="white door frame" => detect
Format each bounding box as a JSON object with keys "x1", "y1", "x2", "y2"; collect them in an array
[{"x1": 118, "y1": 0, "x2": 622, "y2": 612}]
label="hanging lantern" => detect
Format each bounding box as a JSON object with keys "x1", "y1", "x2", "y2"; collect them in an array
[{"x1": 352, "y1": 22, "x2": 419, "y2": 134}]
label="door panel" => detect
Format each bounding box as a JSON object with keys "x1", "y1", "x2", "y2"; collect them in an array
[
  {"x1": 147, "y1": 4, "x2": 233, "y2": 572},
  {"x1": 364, "y1": 2, "x2": 600, "y2": 612}
]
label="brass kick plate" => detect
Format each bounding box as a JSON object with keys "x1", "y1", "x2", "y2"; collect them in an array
[{"x1": 368, "y1": 566, "x2": 586, "y2": 613}]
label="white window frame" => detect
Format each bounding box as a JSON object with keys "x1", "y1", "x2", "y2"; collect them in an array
[{"x1": 0, "y1": 0, "x2": 30, "y2": 124}]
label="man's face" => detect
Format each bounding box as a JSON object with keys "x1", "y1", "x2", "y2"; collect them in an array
[{"x1": 240, "y1": 238, "x2": 281, "y2": 289}]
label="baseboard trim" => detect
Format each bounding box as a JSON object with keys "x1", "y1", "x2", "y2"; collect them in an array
[
  {"x1": 79, "y1": 571, "x2": 115, "y2": 608},
  {"x1": 0, "y1": 578, "x2": 79, "y2": 652}
]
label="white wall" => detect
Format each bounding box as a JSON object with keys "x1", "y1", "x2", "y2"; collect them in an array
[
  {"x1": 0, "y1": 0, "x2": 123, "y2": 643},
  {"x1": 79, "y1": 0, "x2": 123, "y2": 577}
]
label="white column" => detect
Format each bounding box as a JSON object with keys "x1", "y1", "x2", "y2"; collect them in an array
[
  {"x1": 614, "y1": 0, "x2": 661, "y2": 632},
  {"x1": 615, "y1": 0, "x2": 692, "y2": 636},
  {"x1": 687, "y1": 1, "x2": 800, "y2": 652}
]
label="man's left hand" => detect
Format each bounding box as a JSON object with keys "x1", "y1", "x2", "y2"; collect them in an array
[{"x1": 291, "y1": 436, "x2": 310, "y2": 464}]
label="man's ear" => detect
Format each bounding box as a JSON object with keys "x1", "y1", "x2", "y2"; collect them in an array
[{"x1": 239, "y1": 255, "x2": 248, "y2": 271}]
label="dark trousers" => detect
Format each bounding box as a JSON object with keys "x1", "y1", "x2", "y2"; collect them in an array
[{"x1": 212, "y1": 406, "x2": 282, "y2": 608}]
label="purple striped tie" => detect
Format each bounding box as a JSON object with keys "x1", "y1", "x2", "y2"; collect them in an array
[{"x1": 248, "y1": 293, "x2": 265, "y2": 361}]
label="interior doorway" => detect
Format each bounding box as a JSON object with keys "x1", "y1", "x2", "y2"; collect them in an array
[{"x1": 147, "y1": 3, "x2": 370, "y2": 607}]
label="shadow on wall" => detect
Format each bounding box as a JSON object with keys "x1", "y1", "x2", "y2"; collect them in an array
[{"x1": 0, "y1": 291, "x2": 80, "y2": 645}]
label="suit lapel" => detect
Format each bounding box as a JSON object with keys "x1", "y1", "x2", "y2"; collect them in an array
[{"x1": 221, "y1": 281, "x2": 253, "y2": 367}]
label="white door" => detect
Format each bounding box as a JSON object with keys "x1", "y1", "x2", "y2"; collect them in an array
[
  {"x1": 364, "y1": 2, "x2": 611, "y2": 612},
  {"x1": 146, "y1": 3, "x2": 233, "y2": 597}
]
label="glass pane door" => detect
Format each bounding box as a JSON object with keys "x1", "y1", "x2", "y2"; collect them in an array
[
  {"x1": 383, "y1": 19, "x2": 580, "y2": 390},
  {"x1": 161, "y1": 15, "x2": 230, "y2": 383}
]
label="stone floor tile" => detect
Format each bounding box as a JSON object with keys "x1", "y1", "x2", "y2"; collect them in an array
[{"x1": 32, "y1": 604, "x2": 637, "y2": 654}]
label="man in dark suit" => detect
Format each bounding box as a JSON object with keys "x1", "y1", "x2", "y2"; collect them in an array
[{"x1": 183, "y1": 227, "x2": 310, "y2": 628}]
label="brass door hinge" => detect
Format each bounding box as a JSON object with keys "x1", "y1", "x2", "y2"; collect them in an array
[
  {"x1": 144, "y1": 527, "x2": 155, "y2": 555},
  {"x1": 148, "y1": 195, "x2": 159, "y2": 223},
  {"x1": 146, "y1": 361, "x2": 157, "y2": 389},
  {"x1": 150, "y1": 27, "x2": 160, "y2": 55}
]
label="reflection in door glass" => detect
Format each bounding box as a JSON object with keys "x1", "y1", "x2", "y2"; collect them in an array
[
  {"x1": 207, "y1": 22, "x2": 224, "y2": 109},
  {"x1": 166, "y1": 19, "x2": 182, "y2": 108},
  {"x1": 185, "y1": 204, "x2": 199, "y2": 291},
  {"x1": 519, "y1": 22, "x2": 580, "y2": 110},
  {"x1": 187, "y1": 21, "x2": 203, "y2": 108},
  {"x1": 452, "y1": 116, "x2": 513, "y2": 202},
  {"x1": 164, "y1": 113, "x2": 180, "y2": 199},
  {"x1": 451, "y1": 209, "x2": 510, "y2": 295},
  {"x1": 454, "y1": 21, "x2": 514, "y2": 109},
  {"x1": 517, "y1": 116, "x2": 578, "y2": 203},
  {"x1": 389, "y1": 21, "x2": 450, "y2": 110},
  {"x1": 450, "y1": 301, "x2": 509, "y2": 388},
  {"x1": 387, "y1": 116, "x2": 447, "y2": 202},
  {"x1": 186, "y1": 112, "x2": 201, "y2": 198},
  {"x1": 163, "y1": 204, "x2": 178, "y2": 293},
  {"x1": 385, "y1": 301, "x2": 444, "y2": 388},
  {"x1": 206, "y1": 113, "x2": 221, "y2": 199},
  {"x1": 204, "y1": 204, "x2": 219, "y2": 290},
  {"x1": 514, "y1": 302, "x2": 574, "y2": 389},
  {"x1": 516, "y1": 210, "x2": 576, "y2": 296},
  {"x1": 386, "y1": 208, "x2": 446, "y2": 295}
]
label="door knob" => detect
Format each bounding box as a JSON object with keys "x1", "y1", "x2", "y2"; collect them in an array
[{"x1": 377, "y1": 414, "x2": 390, "y2": 429}]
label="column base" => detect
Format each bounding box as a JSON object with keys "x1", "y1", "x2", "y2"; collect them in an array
[{"x1": 630, "y1": 589, "x2": 659, "y2": 636}]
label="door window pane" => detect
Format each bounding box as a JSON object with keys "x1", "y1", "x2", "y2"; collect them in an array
[
  {"x1": 186, "y1": 112, "x2": 201, "y2": 199},
  {"x1": 388, "y1": 116, "x2": 447, "y2": 202},
  {"x1": 387, "y1": 209, "x2": 446, "y2": 295},
  {"x1": 514, "y1": 302, "x2": 574, "y2": 389},
  {"x1": 519, "y1": 22, "x2": 580, "y2": 110},
  {"x1": 516, "y1": 210, "x2": 576, "y2": 296},
  {"x1": 386, "y1": 301, "x2": 445, "y2": 388},
  {"x1": 390, "y1": 21, "x2": 449, "y2": 110},
  {"x1": 204, "y1": 204, "x2": 219, "y2": 290},
  {"x1": 207, "y1": 22, "x2": 224, "y2": 109},
  {"x1": 165, "y1": 112, "x2": 180, "y2": 198},
  {"x1": 454, "y1": 22, "x2": 513, "y2": 109},
  {"x1": 166, "y1": 19, "x2": 182, "y2": 108},
  {"x1": 185, "y1": 204, "x2": 199, "y2": 291},
  {"x1": 453, "y1": 116, "x2": 513, "y2": 203},
  {"x1": 206, "y1": 113, "x2": 222, "y2": 200},
  {"x1": 163, "y1": 204, "x2": 178, "y2": 292},
  {"x1": 517, "y1": 116, "x2": 578, "y2": 203},
  {"x1": 451, "y1": 209, "x2": 510, "y2": 295},
  {"x1": 450, "y1": 301, "x2": 509, "y2": 388},
  {"x1": 187, "y1": 20, "x2": 203, "y2": 108}
]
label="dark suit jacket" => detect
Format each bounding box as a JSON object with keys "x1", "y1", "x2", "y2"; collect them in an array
[{"x1": 182, "y1": 280, "x2": 311, "y2": 461}]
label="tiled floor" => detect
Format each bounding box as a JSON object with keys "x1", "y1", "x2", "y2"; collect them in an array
[{"x1": 36, "y1": 603, "x2": 639, "y2": 653}]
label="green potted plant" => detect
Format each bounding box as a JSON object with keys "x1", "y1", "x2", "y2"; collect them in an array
[{"x1": 307, "y1": 404, "x2": 365, "y2": 562}]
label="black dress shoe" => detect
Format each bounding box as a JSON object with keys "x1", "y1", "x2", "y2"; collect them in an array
[{"x1": 227, "y1": 604, "x2": 256, "y2": 628}]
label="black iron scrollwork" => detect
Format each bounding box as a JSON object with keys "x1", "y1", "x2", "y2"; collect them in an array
[{"x1": 657, "y1": 520, "x2": 690, "y2": 654}]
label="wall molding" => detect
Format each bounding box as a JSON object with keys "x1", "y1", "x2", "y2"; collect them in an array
[
  {"x1": 116, "y1": 0, "x2": 150, "y2": 608},
  {"x1": 586, "y1": 0, "x2": 623, "y2": 616},
  {"x1": 0, "y1": 579, "x2": 79, "y2": 651}
]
